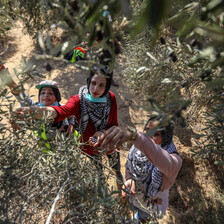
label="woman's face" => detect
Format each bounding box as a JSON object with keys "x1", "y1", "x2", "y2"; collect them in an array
[
  {"x1": 39, "y1": 87, "x2": 56, "y2": 106},
  {"x1": 144, "y1": 120, "x2": 162, "y2": 145},
  {"x1": 89, "y1": 72, "x2": 107, "y2": 98}
]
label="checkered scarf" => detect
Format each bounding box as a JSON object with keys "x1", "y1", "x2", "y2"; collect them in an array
[
  {"x1": 79, "y1": 85, "x2": 111, "y2": 134},
  {"x1": 127, "y1": 142, "x2": 177, "y2": 198}
]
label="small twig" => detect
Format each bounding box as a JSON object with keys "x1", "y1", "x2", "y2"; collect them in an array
[
  {"x1": 45, "y1": 178, "x2": 69, "y2": 224},
  {"x1": 146, "y1": 52, "x2": 159, "y2": 63}
]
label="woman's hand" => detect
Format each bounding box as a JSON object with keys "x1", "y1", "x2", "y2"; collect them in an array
[
  {"x1": 122, "y1": 179, "x2": 136, "y2": 198},
  {"x1": 14, "y1": 107, "x2": 33, "y2": 120},
  {"x1": 13, "y1": 106, "x2": 57, "y2": 120},
  {"x1": 89, "y1": 131, "x2": 104, "y2": 147},
  {"x1": 97, "y1": 126, "x2": 133, "y2": 150}
]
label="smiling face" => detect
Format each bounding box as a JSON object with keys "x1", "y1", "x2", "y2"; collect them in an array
[
  {"x1": 144, "y1": 120, "x2": 162, "y2": 145},
  {"x1": 39, "y1": 87, "x2": 57, "y2": 106},
  {"x1": 89, "y1": 72, "x2": 107, "y2": 98}
]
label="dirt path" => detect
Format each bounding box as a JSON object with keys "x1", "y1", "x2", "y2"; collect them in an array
[
  {"x1": 1, "y1": 21, "x2": 196, "y2": 224},
  {"x1": 3, "y1": 21, "x2": 34, "y2": 73}
]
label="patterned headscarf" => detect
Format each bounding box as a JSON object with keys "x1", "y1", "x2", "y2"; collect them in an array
[{"x1": 79, "y1": 85, "x2": 111, "y2": 134}]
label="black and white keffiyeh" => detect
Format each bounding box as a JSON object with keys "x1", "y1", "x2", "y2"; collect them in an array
[
  {"x1": 79, "y1": 85, "x2": 111, "y2": 134},
  {"x1": 126, "y1": 142, "x2": 177, "y2": 198}
]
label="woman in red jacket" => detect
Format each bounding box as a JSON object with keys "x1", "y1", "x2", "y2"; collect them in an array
[{"x1": 15, "y1": 65, "x2": 123, "y2": 186}]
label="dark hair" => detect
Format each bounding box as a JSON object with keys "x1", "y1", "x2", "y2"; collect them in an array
[
  {"x1": 38, "y1": 87, "x2": 61, "y2": 103},
  {"x1": 87, "y1": 66, "x2": 112, "y2": 97},
  {"x1": 144, "y1": 115, "x2": 174, "y2": 147},
  {"x1": 160, "y1": 121, "x2": 174, "y2": 147}
]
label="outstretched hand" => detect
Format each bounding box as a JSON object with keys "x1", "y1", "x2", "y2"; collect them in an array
[
  {"x1": 10, "y1": 107, "x2": 32, "y2": 129},
  {"x1": 96, "y1": 126, "x2": 133, "y2": 150},
  {"x1": 13, "y1": 106, "x2": 57, "y2": 120},
  {"x1": 13, "y1": 107, "x2": 32, "y2": 120}
]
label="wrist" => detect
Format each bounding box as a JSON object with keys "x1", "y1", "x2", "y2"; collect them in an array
[{"x1": 126, "y1": 126, "x2": 137, "y2": 141}]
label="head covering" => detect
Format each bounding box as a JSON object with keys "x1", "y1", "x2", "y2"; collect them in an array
[
  {"x1": 87, "y1": 65, "x2": 112, "y2": 97},
  {"x1": 36, "y1": 80, "x2": 61, "y2": 102},
  {"x1": 144, "y1": 115, "x2": 174, "y2": 147},
  {"x1": 160, "y1": 120, "x2": 174, "y2": 147}
]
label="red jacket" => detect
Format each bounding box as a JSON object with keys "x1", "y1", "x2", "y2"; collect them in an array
[{"x1": 52, "y1": 91, "x2": 118, "y2": 155}]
